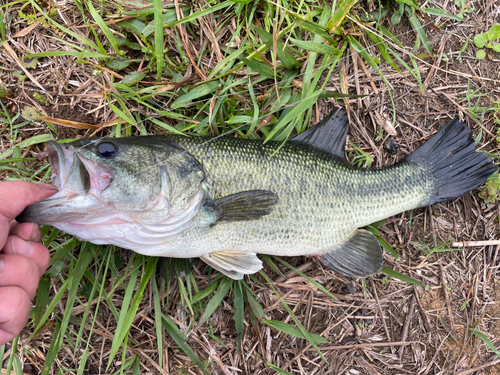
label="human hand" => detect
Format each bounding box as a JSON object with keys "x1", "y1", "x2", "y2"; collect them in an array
[{"x1": 0, "y1": 181, "x2": 56, "y2": 346}]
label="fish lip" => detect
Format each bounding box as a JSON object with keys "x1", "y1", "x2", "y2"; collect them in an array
[
  {"x1": 47, "y1": 141, "x2": 113, "y2": 199},
  {"x1": 16, "y1": 141, "x2": 115, "y2": 224},
  {"x1": 16, "y1": 195, "x2": 69, "y2": 223}
]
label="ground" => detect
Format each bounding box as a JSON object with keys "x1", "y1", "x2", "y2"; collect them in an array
[{"x1": 0, "y1": 0, "x2": 500, "y2": 374}]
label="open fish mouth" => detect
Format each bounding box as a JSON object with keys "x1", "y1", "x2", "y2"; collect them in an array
[
  {"x1": 46, "y1": 141, "x2": 115, "y2": 198},
  {"x1": 16, "y1": 141, "x2": 114, "y2": 223},
  {"x1": 48, "y1": 142, "x2": 90, "y2": 196}
]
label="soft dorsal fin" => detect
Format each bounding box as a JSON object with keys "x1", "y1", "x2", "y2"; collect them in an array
[{"x1": 291, "y1": 107, "x2": 349, "y2": 160}]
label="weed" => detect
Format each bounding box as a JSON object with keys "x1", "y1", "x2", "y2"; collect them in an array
[
  {"x1": 479, "y1": 172, "x2": 500, "y2": 203},
  {"x1": 474, "y1": 23, "x2": 500, "y2": 59}
]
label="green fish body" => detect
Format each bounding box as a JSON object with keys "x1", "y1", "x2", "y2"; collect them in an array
[{"x1": 17, "y1": 108, "x2": 497, "y2": 279}]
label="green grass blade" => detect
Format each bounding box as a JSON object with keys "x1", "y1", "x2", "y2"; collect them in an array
[
  {"x1": 471, "y1": 328, "x2": 500, "y2": 359},
  {"x1": 76, "y1": 348, "x2": 89, "y2": 375},
  {"x1": 265, "y1": 361, "x2": 294, "y2": 375},
  {"x1": 28, "y1": 0, "x2": 100, "y2": 52},
  {"x1": 133, "y1": 354, "x2": 141, "y2": 375},
  {"x1": 4, "y1": 337, "x2": 18, "y2": 375},
  {"x1": 408, "y1": 15, "x2": 433, "y2": 56},
  {"x1": 75, "y1": 245, "x2": 109, "y2": 352},
  {"x1": 254, "y1": 28, "x2": 299, "y2": 70},
  {"x1": 34, "y1": 275, "x2": 51, "y2": 326},
  {"x1": 150, "y1": 118, "x2": 186, "y2": 135},
  {"x1": 327, "y1": 0, "x2": 356, "y2": 32},
  {"x1": 263, "y1": 320, "x2": 328, "y2": 343},
  {"x1": 191, "y1": 278, "x2": 221, "y2": 304},
  {"x1": 108, "y1": 256, "x2": 158, "y2": 368},
  {"x1": 47, "y1": 246, "x2": 94, "y2": 370},
  {"x1": 152, "y1": 276, "x2": 163, "y2": 370},
  {"x1": 365, "y1": 30, "x2": 402, "y2": 74},
  {"x1": 292, "y1": 17, "x2": 336, "y2": 45},
  {"x1": 422, "y1": 8, "x2": 463, "y2": 21},
  {"x1": 12, "y1": 350, "x2": 23, "y2": 375},
  {"x1": 289, "y1": 37, "x2": 341, "y2": 55},
  {"x1": 381, "y1": 266, "x2": 426, "y2": 288},
  {"x1": 87, "y1": 0, "x2": 119, "y2": 54},
  {"x1": 272, "y1": 256, "x2": 339, "y2": 300},
  {"x1": 241, "y1": 58, "x2": 275, "y2": 79},
  {"x1": 376, "y1": 234, "x2": 400, "y2": 259},
  {"x1": 387, "y1": 47, "x2": 424, "y2": 90},
  {"x1": 109, "y1": 102, "x2": 135, "y2": 125},
  {"x1": 244, "y1": 285, "x2": 265, "y2": 321},
  {"x1": 108, "y1": 259, "x2": 140, "y2": 365},
  {"x1": 347, "y1": 35, "x2": 396, "y2": 124},
  {"x1": 261, "y1": 254, "x2": 285, "y2": 277},
  {"x1": 234, "y1": 280, "x2": 244, "y2": 347},
  {"x1": 153, "y1": 0, "x2": 164, "y2": 81},
  {"x1": 30, "y1": 277, "x2": 71, "y2": 338},
  {"x1": 177, "y1": 275, "x2": 194, "y2": 316},
  {"x1": 0, "y1": 134, "x2": 52, "y2": 159},
  {"x1": 259, "y1": 270, "x2": 327, "y2": 362},
  {"x1": 161, "y1": 315, "x2": 210, "y2": 374},
  {"x1": 28, "y1": 50, "x2": 110, "y2": 59},
  {"x1": 0, "y1": 345, "x2": 5, "y2": 369},
  {"x1": 209, "y1": 45, "x2": 247, "y2": 79},
  {"x1": 171, "y1": 81, "x2": 220, "y2": 109},
  {"x1": 165, "y1": 1, "x2": 234, "y2": 27},
  {"x1": 265, "y1": 90, "x2": 322, "y2": 141},
  {"x1": 197, "y1": 277, "x2": 233, "y2": 328},
  {"x1": 378, "y1": 25, "x2": 404, "y2": 48}
]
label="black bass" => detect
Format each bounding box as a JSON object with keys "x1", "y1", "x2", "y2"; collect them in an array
[{"x1": 17, "y1": 108, "x2": 497, "y2": 279}]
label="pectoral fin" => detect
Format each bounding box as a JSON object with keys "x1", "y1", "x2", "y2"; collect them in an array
[
  {"x1": 320, "y1": 229, "x2": 383, "y2": 278},
  {"x1": 200, "y1": 249, "x2": 262, "y2": 280},
  {"x1": 204, "y1": 190, "x2": 278, "y2": 224}
]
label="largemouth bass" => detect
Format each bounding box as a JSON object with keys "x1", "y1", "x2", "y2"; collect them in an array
[{"x1": 17, "y1": 108, "x2": 497, "y2": 279}]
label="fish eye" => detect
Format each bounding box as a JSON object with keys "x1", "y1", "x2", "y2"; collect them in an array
[{"x1": 96, "y1": 142, "x2": 117, "y2": 158}]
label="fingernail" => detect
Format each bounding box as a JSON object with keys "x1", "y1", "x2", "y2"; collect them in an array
[
  {"x1": 30, "y1": 224, "x2": 42, "y2": 242},
  {"x1": 0, "y1": 259, "x2": 4, "y2": 272},
  {"x1": 11, "y1": 237, "x2": 34, "y2": 257}
]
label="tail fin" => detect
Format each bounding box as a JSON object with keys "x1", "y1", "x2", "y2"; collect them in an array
[{"x1": 405, "y1": 118, "x2": 497, "y2": 206}]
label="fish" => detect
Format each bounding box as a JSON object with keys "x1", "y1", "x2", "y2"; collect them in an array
[{"x1": 17, "y1": 108, "x2": 497, "y2": 279}]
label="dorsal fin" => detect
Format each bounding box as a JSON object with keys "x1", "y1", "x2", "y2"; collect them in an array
[{"x1": 291, "y1": 107, "x2": 349, "y2": 160}]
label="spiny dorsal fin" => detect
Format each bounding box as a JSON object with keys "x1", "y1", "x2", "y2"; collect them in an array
[
  {"x1": 291, "y1": 107, "x2": 349, "y2": 160},
  {"x1": 204, "y1": 190, "x2": 279, "y2": 224},
  {"x1": 320, "y1": 229, "x2": 383, "y2": 278}
]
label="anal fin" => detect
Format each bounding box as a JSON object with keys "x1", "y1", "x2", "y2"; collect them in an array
[
  {"x1": 200, "y1": 249, "x2": 262, "y2": 280},
  {"x1": 320, "y1": 229, "x2": 383, "y2": 278}
]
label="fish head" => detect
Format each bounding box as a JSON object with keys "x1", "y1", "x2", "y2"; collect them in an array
[{"x1": 17, "y1": 137, "x2": 207, "y2": 250}]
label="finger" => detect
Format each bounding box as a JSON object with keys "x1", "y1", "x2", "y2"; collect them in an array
[
  {"x1": 9, "y1": 222, "x2": 42, "y2": 243},
  {"x1": 0, "y1": 254, "x2": 41, "y2": 299},
  {"x1": 0, "y1": 286, "x2": 30, "y2": 346},
  {"x1": 2, "y1": 236, "x2": 50, "y2": 276},
  {"x1": 0, "y1": 181, "x2": 57, "y2": 222}
]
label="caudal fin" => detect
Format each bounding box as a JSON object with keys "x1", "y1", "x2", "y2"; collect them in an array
[{"x1": 405, "y1": 118, "x2": 497, "y2": 206}]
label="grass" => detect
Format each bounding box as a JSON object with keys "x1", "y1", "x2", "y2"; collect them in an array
[{"x1": 0, "y1": 0, "x2": 500, "y2": 373}]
